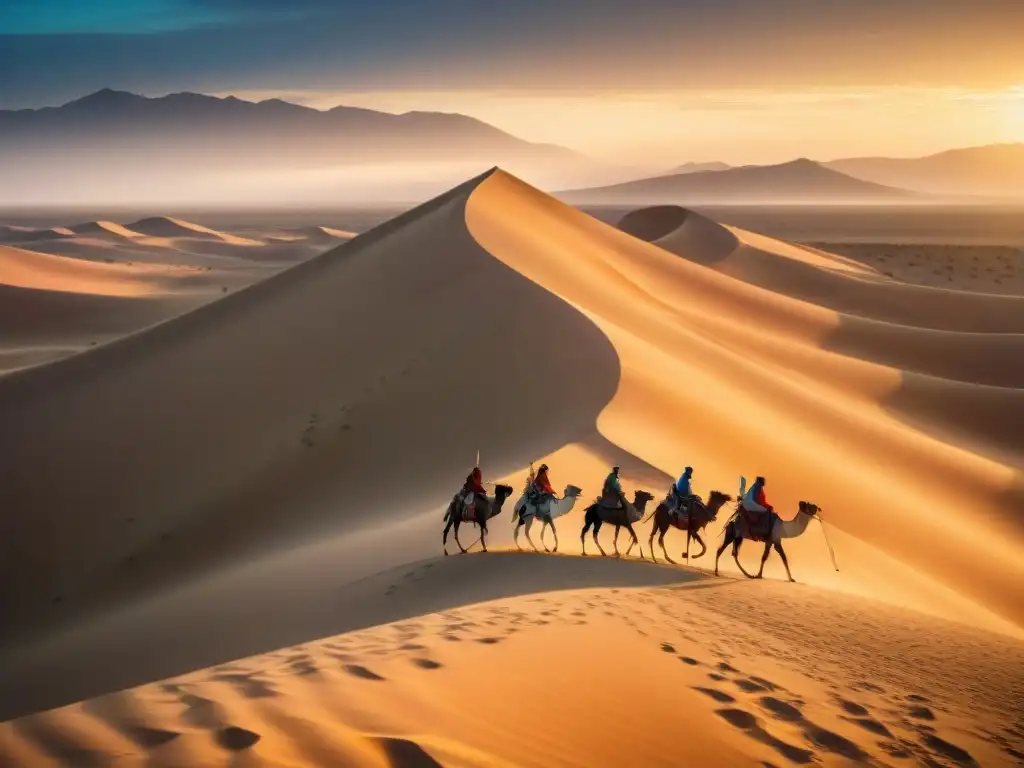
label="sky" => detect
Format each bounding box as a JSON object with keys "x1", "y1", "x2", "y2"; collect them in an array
[{"x1": 2, "y1": 0, "x2": 1023, "y2": 165}]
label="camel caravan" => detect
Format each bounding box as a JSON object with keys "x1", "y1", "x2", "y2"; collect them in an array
[{"x1": 443, "y1": 464, "x2": 838, "y2": 582}]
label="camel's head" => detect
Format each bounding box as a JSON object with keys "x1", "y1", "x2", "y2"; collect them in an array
[
  {"x1": 799, "y1": 501, "x2": 821, "y2": 517},
  {"x1": 494, "y1": 484, "x2": 514, "y2": 502},
  {"x1": 563, "y1": 485, "x2": 583, "y2": 498},
  {"x1": 707, "y1": 490, "x2": 732, "y2": 514},
  {"x1": 633, "y1": 490, "x2": 655, "y2": 507}
]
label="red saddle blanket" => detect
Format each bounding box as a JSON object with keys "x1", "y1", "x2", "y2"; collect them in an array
[{"x1": 670, "y1": 512, "x2": 690, "y2": 530}]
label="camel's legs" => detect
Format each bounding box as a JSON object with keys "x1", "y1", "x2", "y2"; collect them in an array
[
  {"x1": 443, "y1": 515, "x2": 454, "y2": 555},
  {"x1": 648, "y1": 522, "x2": 658, "y2": 562},
  {"x1": 593, "y1": 520, "x2": 607, "y2": 556},
  {"x1": 550, "y1": 521, "x2": 559, "y2": 553},
  {"x1": 774, "y1": 541, "x2": 795, "y2": 582},
  {"x1": 658, "y1": 527, "x2": 676, "y2": 564},
  {"x1": 733, "y1": 538, "x2": 758, "y2": 578},
  {"x1": 525, "y1": 517, "x2": 539, "y2": 552},
  {"x1": 581, "y1": 514, "x2": 592, "y2": 555},
  {"x1": 691, "y1": 532, "x2": 707, "y2": 559},
  {"x1": 613, "y1": 526, "x2": 621, "y2": 557},
  {"x1": 756, "y1": 539, "x2": 772, "y2": 578},
  {"x1": 479, "y1": 522, "x2": 488, "y2": 553},
  {"x1": 715, "y1": 526, "x2": 735, "y2": 576},
  {"x1": 514, "y1": 517, "x2": 523, "y2": 550},
  {"x1": 453, "y1": 520, "x2": 467, "y2": 554},
  {"x1": 624, "y1": 523, "x2": 639, "y2": 557},
  {"x1": 541, "y1": 520, "x2": 552, "y2": 553},
  {"x1": 683, "y1": 529, "x2": 691, "y2": 561}
]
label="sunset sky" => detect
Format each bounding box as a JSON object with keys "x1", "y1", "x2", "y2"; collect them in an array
[{"x1": 2, "y1": 0, "x2": 1023, "y2": 166}]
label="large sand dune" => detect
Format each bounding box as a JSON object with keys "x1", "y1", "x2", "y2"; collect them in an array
[{"x1": 1, "y1": 171, "x2": 1022, "y2": 765}]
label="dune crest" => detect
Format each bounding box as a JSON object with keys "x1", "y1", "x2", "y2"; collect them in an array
[
  {"x1": 126, "y1": 217, "x2": 263, "y2": 246},
  {"x1": 1, "y1": 170, "x2": 1022, "y2": 763},
  {"x1": 466, "y1": 175, "x2": 1024, "y2": 629}
]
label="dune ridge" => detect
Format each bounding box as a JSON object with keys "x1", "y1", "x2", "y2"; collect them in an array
[{"x1": 1, "y1": 171, "x2": 1022, "y2": 765}]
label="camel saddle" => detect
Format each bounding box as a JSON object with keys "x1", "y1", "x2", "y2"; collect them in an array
[
  {"x1": 733, "y1": 507, "x2": 776, "y2": 542},
  {"x1": 670, "y1": 510, "x2": 691, "y2": 530},
  {"x1": 597, "y1": 489, "x2": 625, "y2": 511}
]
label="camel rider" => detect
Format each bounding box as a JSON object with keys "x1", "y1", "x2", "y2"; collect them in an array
[
  {"x1": 462, "y1": 467, "x2": 487, "y2": 514},
  {"x1": 671, "y1": 466, "x2": 697, "y2": 518},
  {"x1": 602, "y1": 466, "x2": 626, "y2": 509},
  {"x1": 531, "y1": 464, "x2": 556, "y2": 507},
  {"x1": 740, "y1": 475, "x2": 773, "y2": 533}
]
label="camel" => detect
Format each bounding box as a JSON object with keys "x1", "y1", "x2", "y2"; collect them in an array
[
  {"x1": 442, "y1": 484, "x2": 514, "y2": 555},
  {"x1": 645, "y1": 490, "x2": 733, "y2": 564},
  {"x1": 512, "y1": 484, "x2": 583, "y2": 553},
  {"x1": 580, "y1": 490, "x2": 655, "y2": 558},
  {"x1": 714, "y1": 501, "x2": 821, "y2": 582}
]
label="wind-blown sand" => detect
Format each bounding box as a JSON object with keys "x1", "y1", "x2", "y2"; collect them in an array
[{"x1": 0, "y1": 173, "x2": 1021, "y2": 766}]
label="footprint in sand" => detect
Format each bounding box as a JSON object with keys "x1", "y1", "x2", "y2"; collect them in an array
[
  {"x1": 179, "y1": 693, "x2": 228, "y2": 730},
  {"x1": 342, "y1": 665, "x2": 385, "y2": 681},
  {"x1": 907, "y1": 705, "x2": 936, "y2": 721},
  {"x1": 211, "y1": 672, "x2": 278, "y2": 699},
  {"x1": 475, "y1": 637, "x2": 503, "y2": 645},
  {"x1": 215, "y1": 726, "x2": 261, "y2": 751},
  {"x1": 679, "y1": 656, "x2": 700, "y2": 666},
  {"x1": 921, "y1": 734, "x2": 977, "y2": 766},
  {"x1": 411, "y1": 658, "x2": 442, "y2": 670},
  {"x1": 659, "y1": 642, "x2": 676, "y2": 654},
  {"x1": 714, "y1": 708, "x2": 814, "y2": 765},
  {"x1": 694, "y1": 687, "x2": 736, "y2": 704}
]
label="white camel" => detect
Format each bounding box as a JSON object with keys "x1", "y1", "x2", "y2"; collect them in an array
[{"x1": 512, "y1": 485, "x2": 583, "y2": 553}]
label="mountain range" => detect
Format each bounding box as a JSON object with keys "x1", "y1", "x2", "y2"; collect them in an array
[
  {"x1": 1, "y1": 90, "x2": 1021, "y2": 206},
  {"x1": 559, "y1": 158, "x2": 922, "y2": 205},
  {"x1": 0, "y1": 90, "x2": 605, "y2": 205},
  {"x1": 825, "y1": 144, "x2": 1024, "y2": 199}
]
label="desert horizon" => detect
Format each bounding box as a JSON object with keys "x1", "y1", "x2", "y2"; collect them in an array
[{"x1": 2, "y1": 2, "x2": 1024, "y2": 766}]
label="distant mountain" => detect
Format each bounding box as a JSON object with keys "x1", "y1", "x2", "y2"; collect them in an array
[
  {"x1": 826, "y1": 144, "x2": 1024, "y2": 199},
  {"x1": 0, "y1": 89, "x2": 603, "y2": 205},
  {"x1": 560, "y1": 158, "x2": 922, "y2": 205},
  {"x1": 670, "y1": 161, "x2": 732, "y2": 174}
]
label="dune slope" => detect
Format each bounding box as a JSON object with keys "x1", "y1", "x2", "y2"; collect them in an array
[
  {"x1": 0, "y1": 171, "x2": 1022, "y2": 754},
  {"x1": 0, "y1": 169, "x2": 619, "y2": 638}
]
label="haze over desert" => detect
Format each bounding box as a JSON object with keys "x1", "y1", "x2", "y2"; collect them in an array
[{"x1": 2, "y1": 2, "x2": 1024, "y2": 766}]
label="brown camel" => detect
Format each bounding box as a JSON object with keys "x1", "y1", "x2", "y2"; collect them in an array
[
  {"x1": 714, "y1": 501, "x2": 822, "y2": 582},
  {"x1": 646, "y1": 490, "x2": 733, "y2": 564},
  {"x1": 442, "y1": 484, "x2": 514, "y2": 555},
  {"x1": 580, "y1": 490, "x2": 655, "y2": 557}
]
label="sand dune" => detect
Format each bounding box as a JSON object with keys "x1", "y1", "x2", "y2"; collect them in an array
[
  {"x1": 1, "y1": 170, "x2": 1022, "y2": 764},
  {"x1": 127, "y1": 216, "x2": 263, "y2": 246},
  {"x1": 2, "y1": 554, "x2": 1022, "y2": 767},
  {"x1": 67, "y1": 220, "x2": 145, "y2": 240}
]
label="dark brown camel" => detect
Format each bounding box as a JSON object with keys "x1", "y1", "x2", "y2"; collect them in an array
[
  {"x1": 714, "y1": 501, "x2": 821, "y2": 582},
  {"x1": 580, "y1": 490, "x2": 655, "y2": 557},
  {"x1": 443, "y1": 484, "x2": 514, "y2": 555},
  {"x1": 645, "y1": 490, "x2": 733, "y2": 564}
]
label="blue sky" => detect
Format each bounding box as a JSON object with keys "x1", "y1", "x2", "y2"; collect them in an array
[
  {"x1": 2, "y1": 1, "x2": 1022, "y2": 163},
  {"x1": 2, "y1": 0, "x2": 1023, "y2": 109}
]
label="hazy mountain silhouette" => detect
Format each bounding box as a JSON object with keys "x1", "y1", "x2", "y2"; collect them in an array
[
  {"x1": 826, "y1": 144, "x2": 1024, "y2": 199},
  {"x1": 560, "y1": 158, "x2": 922, "y2": 205},
  {"x1": 0, "y1": 90, "x2": 607, "y2": 205},
  {"x1": 0, "y1": 89, "x2": 581, "y2": 164},
  {"x1": 670, "y1": 161, "x2": 732, "y2": 174}
]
